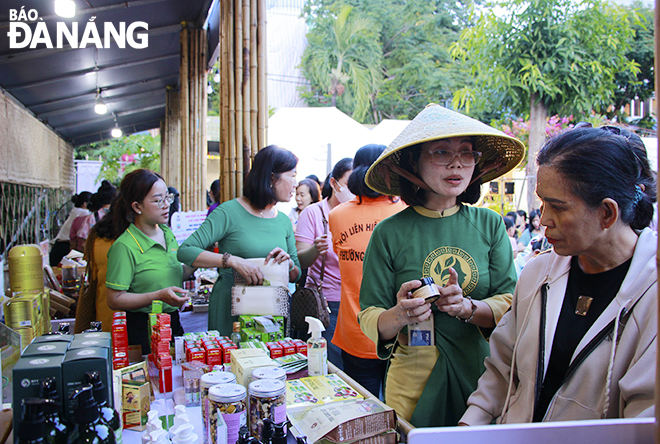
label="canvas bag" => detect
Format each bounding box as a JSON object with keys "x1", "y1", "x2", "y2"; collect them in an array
[{"x1": 290, "y1": 208, "x2": 330, "y2": 330}]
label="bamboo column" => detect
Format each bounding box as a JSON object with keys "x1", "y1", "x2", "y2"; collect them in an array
[
  {"x1": 654, "y1": 1, "x2": 659, "y2": 442},
  {"x1": 217, "y1": 0, "x2": 268, "y2": 202},
  {"x1": 161, "y1": 87, "x2": 181, "y2": 189},
  {"x1": 179, "y1": 25, "x2": 208, "y2": 211}
]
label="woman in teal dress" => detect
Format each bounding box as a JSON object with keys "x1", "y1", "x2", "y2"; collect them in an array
[
  {"x1": 358, "y1": 104, "x2": 524, "y2": 427},
  {"x1": 178, "y1": 145, "x2": 301, "y2": 335}
]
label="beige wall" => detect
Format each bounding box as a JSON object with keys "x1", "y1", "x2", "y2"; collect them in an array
[{"x1": 0, "y1": 90, "x2": 75, "y2": 190}]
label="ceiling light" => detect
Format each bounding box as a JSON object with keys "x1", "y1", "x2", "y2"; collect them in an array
[
  {"x1": 214, "y1": 72, "x2": 220, "y2": 83},
  {"x1": 207, "y1": 83, "x2": 214, "y2": 94},
  {"x1": 111, "y1": 124, "x2": 122, "y2": 138},
  {"x1": 94, "y1": 99, "x2": 107, "y2": 115},
  {"x1": 54, "y1": 0, "x2": 76, "y2": 18}
]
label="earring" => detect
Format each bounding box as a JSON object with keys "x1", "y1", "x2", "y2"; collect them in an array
[{"x1": 137, "y1": 211, "x2": 142, "y2": 215}]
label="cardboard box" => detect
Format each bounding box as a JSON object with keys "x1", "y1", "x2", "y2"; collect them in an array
[
  {"x1": 122, "y1": 380, "x2": 151, "y2": 430},
  {"x1": 4, "y1": 293, "x2": 41, "y2": 329},
  {"x1": 289, "y1": 398, "x2": 396, "y2": 444},
  {"x1": 285, "y1": 379, "x2": 322, "y2": 412},
  {"x1": 74, "y1": 331, "x2": 111, "y2": 341},
  {"x1": 299, "y1": 374, "x2": 363, "y2": 404},
  {"x1": 21, "y1": 341, "x2": 69, "y2": 357},
  {"x1": 229, "y1": 349, "x2": 272, "y2": 386},
  {"x1": 69, "y1": 337, "x2": 111, "y2": 350},
  {"x1": 12, "y1": 355, "x2": 65, "y2": 437},
  {"x1": 317, "y1": 431, "x2": 397, "y2": 444},
  {"x1": 61, "y1": 347, "x2": 112, "y2": 421},
  {"x1": 32, "y1": 334, "x2": 74, "y2": 344}
]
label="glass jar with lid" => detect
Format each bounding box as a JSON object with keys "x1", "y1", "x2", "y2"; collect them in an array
[
  {"x1": 248, "y1": 378, "x2": 286, "y2": 438},
  {"x1": 251, "y1": 366, "x2": 286, "y2": 383},
  {"x1": 207, "y1": 381, "x2": 245, "y2": 444},
  {"x1": 201, "y1": 371, "x2": 237, "y2": 444}
]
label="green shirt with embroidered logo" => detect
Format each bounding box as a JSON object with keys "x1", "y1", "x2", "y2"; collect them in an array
[{"x1": 106, "y1": 223, "x2": 182, "y2": 313}]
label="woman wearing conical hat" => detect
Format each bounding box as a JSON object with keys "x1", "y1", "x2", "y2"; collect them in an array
[{"x1": 358, "y1": 104, "x2": 524, "y2": 427}]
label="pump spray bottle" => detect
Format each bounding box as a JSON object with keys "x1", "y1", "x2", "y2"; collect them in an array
[
  {"x1": 70, "y1": 385, "x2": 116, "y2": 444},
  {"x1": 305, "y1": 317, "x2": 327, "y2": 376},
  {"x1": 86, "y1": 371, "x2": 122, "y2": 444},
  {"x1": 17, "y1": 399, "x2": 46, "y2": 444},
  {"x1": 41, "y1": 378, "x2": 70, "y2": 444}
]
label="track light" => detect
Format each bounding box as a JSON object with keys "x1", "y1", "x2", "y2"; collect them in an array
[
  {"x1": 54, "y1": 0, "x2": 76, "y2": 18},
  {"x1": 111, "y1": 121, "x2": 122, "y2": 138}
]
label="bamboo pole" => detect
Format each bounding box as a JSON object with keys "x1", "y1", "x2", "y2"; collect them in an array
[
  {"x1": 250, "y1": 0, "x2": 258, "y2": 158},
  {"x1": 193, "y1": 29, "x2": 200, "y2": 209},
  {"x1": 220, "y1": 0, "x2": 230, "y2": 203},
  {"x1": 235, "y1": 0, "x2": 244, "y2": 199},
  {"x1": 180, "y1": 26, "x2": 190, "y2": 210},
  {"x1": 167, "y1": 87, "x2": 180, "y2": 191},
  {"x1": 200, "y1": 29, "x2": 208, "y2": 205},
  {"x1": 241, "y1": 0, "x2": 251, "y2": 190},
  {"x1": 228, "y1": 0, "x2": 237, "y2": 199},
  {"x1": 257, "y1": 0, "x2": 267, "y2": 152}
]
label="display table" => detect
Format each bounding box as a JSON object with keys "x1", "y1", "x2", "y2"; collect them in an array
[{"x1": 121, "y1": 362, "x2": 413, "y2": 444}]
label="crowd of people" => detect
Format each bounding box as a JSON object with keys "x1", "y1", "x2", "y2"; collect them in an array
[{"x1": 63, "y1": 104, "x2": 656, "y2": 428}]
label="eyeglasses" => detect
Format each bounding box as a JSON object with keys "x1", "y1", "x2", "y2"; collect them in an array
[
  {"x1": 428, "y1": 150, "x2": 482, "y2": 166},
  {"x1": 154, "y1": 193, "x2": 176, "y2": 208}
]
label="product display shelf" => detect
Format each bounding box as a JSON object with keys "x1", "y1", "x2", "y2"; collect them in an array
[{"x1": 122, "y1": 361, "x2": 413, "y2": 444}]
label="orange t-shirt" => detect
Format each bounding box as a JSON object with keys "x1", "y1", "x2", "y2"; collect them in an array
[{"x1": 329, "y1": 196, "x2": 407, "y2": 359}]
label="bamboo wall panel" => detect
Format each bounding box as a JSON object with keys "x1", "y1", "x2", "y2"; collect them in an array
[
  {"x1": 178, "y1": 27, "x2": 208, "y2": 211},
  {"x1": 161, "y1": 87, "x2": 181, "y2": 189},
  {"x1": 218, "y1": 0, "x2": 268, "y2": 202}
]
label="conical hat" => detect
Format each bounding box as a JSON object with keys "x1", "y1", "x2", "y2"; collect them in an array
[{"x1": 366, "y1": 104, "x2": 525, "y2": 195}]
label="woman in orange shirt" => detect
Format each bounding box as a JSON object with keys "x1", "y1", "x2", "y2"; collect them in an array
[{"x1": 329, "y1": 144, "x2": 407, "y2": 397}]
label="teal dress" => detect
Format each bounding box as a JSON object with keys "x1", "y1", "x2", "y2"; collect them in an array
[{"x1": 177, "y1": 199, "x2": 300, "y2": 335}]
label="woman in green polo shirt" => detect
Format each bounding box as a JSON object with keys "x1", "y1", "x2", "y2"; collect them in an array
[{"x1": 106, "y1": 169, "x2": 190, "y2": 354}]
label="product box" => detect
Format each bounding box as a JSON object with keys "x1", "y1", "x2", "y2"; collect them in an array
[
  {"x1": 122, "y1": 380, "x2": 151, "y2": 430},
  {"x1": 12, "y1": 354, "x2": 65, "y2": 436},
  {"x1": 300, "y1": 374, "x2": 363, "y2": 404},
  {"x1": 289, "y1": 398, "x2": 396, "y2": 444},
  {"x1": 21, "y1": 341, "x2": 70, "y2": 357},
  {"x1": 4, "y1": 293, "x2": 42, "y2": 329},
  {"x1": 74, "y1": 331, "x2": 112, "y2": 341},
  {"x1": 33, "y1": 334, "x2": 74, "y2": 344},
  {"x1": 239, "y1": 315, "x2": 254, "y2": 330},
  {"x1": 69, "y1": 336, "x2": 112, "y2": 350},
  {"x1": 61, "y1": 347, "x2": 112, "y2": 421},
  {"x1": 285, "y1": 379, "x2": 322, "y2": 413},
  {"x1": 220, "y1": 342, "x2": 237, "y2": 364},
  {"x1": 316, "y1": 431, "x2": 397, "y2": 444},
  {"x1": 13, "y1": 326, "x2": 39, "y2": 351},
  {"x1": 229, "y1": 348, "x2": 269, "y2": 386}
]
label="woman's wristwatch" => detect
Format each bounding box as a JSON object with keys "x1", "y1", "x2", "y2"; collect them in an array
[{"x1": 456, "y1": 296, "x2": 477, "y2": 324}]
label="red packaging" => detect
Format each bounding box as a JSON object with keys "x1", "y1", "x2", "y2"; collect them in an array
[
  {"x1": 113, "y1": 357, "x2": 129, "y2": 370},
  {"x1": 266, "y1": 342, "x2": 284, "y2": 359},
  {"x1": 157, "y1": 353, "x2": 172, "y2": 368},
  {"x1": 112, "y1": 321, "x2": 128, "y2": 348},
  {"x1": 158, "y1": 367, "x2": 172, "y2": 393},
  {"x1": 188, "y1": 347, "x2": 206, "y2": 363},
  {"x1": 278, "y1": 340, "x2": 296, "y2": 356},
  {"x1": 113, "y1": 311, "x2": 127, "y2": 320},
  {"x1": 220, "y1": 342, "x2": 237, "y2": 364},
  {"x1": 151, "y1": 338, "x2": 170, "y2": 355},
  {"x1": 156, "y1": 313, "x2": 171, "y2": 327},
  {"x1": 155, "y1": 328, "x2": 172, "y2": 342},
  {"x1": 292, "y1": 339, "x2": 307, "y2": 356},
  {"x1": 205, "y1": 346, "x2": 223, "y2": 366}
]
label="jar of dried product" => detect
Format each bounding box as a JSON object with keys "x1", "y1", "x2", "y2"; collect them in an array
[
  {"x1": 251, "y1": 366, "x2": 286, "y2": 383},
  {"x1": 248, "y1": 379, "x2": 286, "y2": 439},
  {"x1": 207, "y1": 381, "x2": 245, "y2": 444}
]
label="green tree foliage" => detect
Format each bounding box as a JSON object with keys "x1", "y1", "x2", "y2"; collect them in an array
[
  {"x1": 75, "y1": 133, "x2": 161, "y2": 185},
  {"x1": 301, "y1": 5, "x2": 383, "y2": 122},
  {"x1": 451, "y1": 0, "x2": 639, "y2": 208},
  {"x1": 300, "y1": 0, "x2": 474, "y2": 123}
]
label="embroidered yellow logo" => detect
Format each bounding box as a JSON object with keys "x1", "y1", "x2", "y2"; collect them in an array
[{"x1": 422, "y1": 246, "x2": 478, "y2": 294}]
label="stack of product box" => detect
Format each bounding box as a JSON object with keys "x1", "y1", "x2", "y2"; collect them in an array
[
  {"x1": 112, "y1": 311, "x2": 129, "y2": 369},
  {"x1": 12, "y1": 332, "x2": 113, "y2": 436},
  {"x1": 238, "y1": 315, "x2": 284, "y2": 342},
  {"x1": 182, "y1": 331, "x2": 237, "y2": 366},
  {"x1": 149, "y1": 313, "x2": 173, "y2": 393},
  {"x1": 3, "y1": 289, "x2": 51, "y2": 348}
]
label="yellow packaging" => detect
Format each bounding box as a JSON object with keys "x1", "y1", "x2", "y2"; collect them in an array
[
  {"x1": 13, "y1": 325, "x2": 38, "y2": 351},
  {"x1": 299, "y1": 374, "x2": 363, "y2": 404},
  {"x1": 4, "y1": 293, "x2": 42, "y2": 329},
  {"x1": 230, "y1": 349, "x2": 275, "y2": 387},
  {"x1": 285, "y1": 379, "x2": 323, "y2": 413},
  {"x1": 122, "y1": 380, "x2": 151, "y2": 430},
  {"x1": 8, "y1": 245, "x2": 43, "y2": 292}
]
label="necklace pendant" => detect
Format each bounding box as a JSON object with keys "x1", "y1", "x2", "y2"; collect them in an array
[{"x1": 575, "y1": 295, "x2": 594, "y2": 316}]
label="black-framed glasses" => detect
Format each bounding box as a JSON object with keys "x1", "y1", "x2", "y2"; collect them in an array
[
  {"x1": 155, "y1": 193, "x2": 176, "y2": 208},
  {"x1": 428, "y1": 150, "x2": 482, "y2": 166}
]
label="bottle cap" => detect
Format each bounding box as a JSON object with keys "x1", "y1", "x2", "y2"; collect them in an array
[
  {"x1": 200, "y1": 371, "x2": 236, "y2": 388},
  {"x1": 420, "y1": 277, "x2": 434, "y2": 287},
  {"x1": 86, "y1": 371, "x2": 109, "y2": 405},
  {"x1": 174, "y1": 405, "x2": 187, "y2": 417},
  {"x1": 172, "y1": 423, "x2": 198, "y2": 444},
  {"x1": 19, "y1": 398, "x2": 46, "y2": 442},
  {"x1": 305, "y1": 316, "x2": 325, "y2": 338},
  {"x1": 71, "y1": 385, "x2": 99, "y2": 424},
  {"x1": 248, "y1": 379, "x2": 285, "y2": 397},
  {"x1": 232, "y1": 322, "x2": 241, "y2": 332},
  {"x1": 208, "y1": 383, "x2": 246, "y2": 403}
]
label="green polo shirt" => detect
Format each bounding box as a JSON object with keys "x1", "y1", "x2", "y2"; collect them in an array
[{"x1": 106, "y1": 223, "x2": 182, "y2": 313}]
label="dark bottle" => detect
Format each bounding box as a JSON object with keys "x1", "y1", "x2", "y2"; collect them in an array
[
  {"x1": 271, "y1": 423, "x2": 286, "y2": 444},
  {"x1": 84, "y1": 321, "x2": 103, "y2": 333},
  {"x1": 58, "y1": 323, "x2": 70, "y2": 334},
  {"x1": 70, "y1": 385, "x2": 116, "y2": 444},
  {"x1": 86, "y1": 371, "x2": 122, "y2": 444},
  {"x1": 17, "y1": 398, "x2": 46, "y2": 444},
  {"x1": 260, "y1": 418, "x2": 273, "y2": 444},
  {"x1": 41, "y1": 378, "x2": 71, "y2": 444}
]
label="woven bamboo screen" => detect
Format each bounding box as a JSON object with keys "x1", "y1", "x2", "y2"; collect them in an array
[{"x1": 217, "y1": 0, "x2": 268, "y2": 203}]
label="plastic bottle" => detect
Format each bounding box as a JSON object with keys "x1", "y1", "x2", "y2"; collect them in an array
[
  {"x1": 142, "y1": 411, "x2": 164, "y2": 444},
  {"x1": 172, "y1": 423, "x2": 199, "y2": 444},
  {"x1": 305, "y1": 316, "x2": 327, "y2": 376},
  {"x1": 17, "y1": 398, "x2": 46, "y2": 444},
  {"x1": 86, "y1": 371, "x2": 122, "y2": 444},
  {"x1": 41, "y1": 378, "x2": 70, "y2": 444},
  {"x1": 230, "y1": 322, "x2": 242, "y2": 347},
  {"x1": 70, "y1": 385, "x2": 116, "y2": 444}
]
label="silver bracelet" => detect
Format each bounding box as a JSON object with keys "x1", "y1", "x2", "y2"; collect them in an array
[{"x1": 456, "y1": 296, "x2": 477, "y2": 324}]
